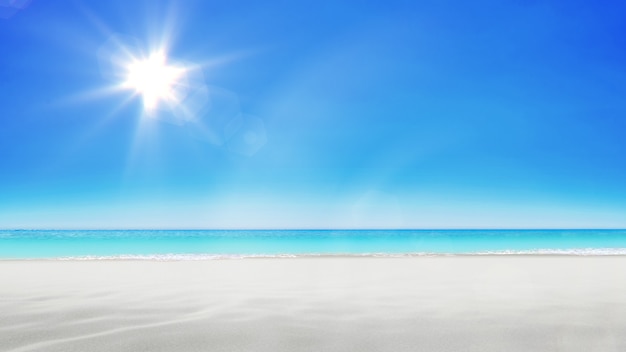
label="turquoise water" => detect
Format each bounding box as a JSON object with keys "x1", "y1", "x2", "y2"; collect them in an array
[{"x1": 1, "y1": 229, "x2": 626, "y2": 259}]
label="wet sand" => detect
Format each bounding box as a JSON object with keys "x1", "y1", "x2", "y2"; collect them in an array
[{"x1": 1, "y1": 257, "x2": 626, "y2": 351}]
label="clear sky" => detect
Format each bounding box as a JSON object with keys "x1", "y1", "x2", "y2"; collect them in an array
[{"x1": 1, "y1": 0, "x2": 625, "y2": 229}]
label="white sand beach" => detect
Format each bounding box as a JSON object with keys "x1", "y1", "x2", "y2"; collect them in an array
[{"x1": 1, "y1": 257, "x2": 626, "y2": 351}]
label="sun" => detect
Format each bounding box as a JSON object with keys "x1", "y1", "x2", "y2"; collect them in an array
[{"x1": 123, "y1": 52, "x2": 185, "y2": 111}]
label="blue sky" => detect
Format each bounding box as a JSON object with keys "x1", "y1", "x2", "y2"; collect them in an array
[{"x1": 1, "y1": 0, "x2": 625, "y2": 229}]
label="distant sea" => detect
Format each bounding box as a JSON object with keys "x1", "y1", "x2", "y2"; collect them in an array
[{"x1": 1, "y1": 230, "x2": 626, "y2": 259}]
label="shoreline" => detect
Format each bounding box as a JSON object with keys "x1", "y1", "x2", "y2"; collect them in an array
[{"x1": 4, "y1": 250, "x2": 626, "y2": 261}]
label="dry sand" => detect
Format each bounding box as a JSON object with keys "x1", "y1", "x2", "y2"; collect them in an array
[{"x1": 1, "y1": 257, "x2": 626, "y2": 351}]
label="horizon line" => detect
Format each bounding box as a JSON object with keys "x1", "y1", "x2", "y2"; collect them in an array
[{"x1": 2, "y1": 228, "x2": 625, "y2": 231}]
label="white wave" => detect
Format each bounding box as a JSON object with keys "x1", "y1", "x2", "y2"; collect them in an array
[
  {"x1": 16, "y1": 248, "x2": 625, "y2": 261},
  {"x1": 471, "y1": 248, "x2": 626, "y2": 255},
  {"x1": 54, "y1": 254, "x2": 300, "y2": 261}
]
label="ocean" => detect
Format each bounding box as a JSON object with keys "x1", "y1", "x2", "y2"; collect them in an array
[{"x1": 1, "y1": 229, "x2": 626, "y2": 259}]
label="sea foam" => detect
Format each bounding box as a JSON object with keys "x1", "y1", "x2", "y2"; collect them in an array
[{"x1": 41, "y1": 248, "x2": 626, "y2": 261}]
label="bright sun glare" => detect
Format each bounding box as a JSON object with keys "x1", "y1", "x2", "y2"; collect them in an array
[{"x1": 123, "y1": 52, "x2": 185, "y2": 111}]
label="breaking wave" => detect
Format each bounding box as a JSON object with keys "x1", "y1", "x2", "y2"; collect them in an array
[{"x1": 21, "y1": 248, "x2": 626, "y2": 260}]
